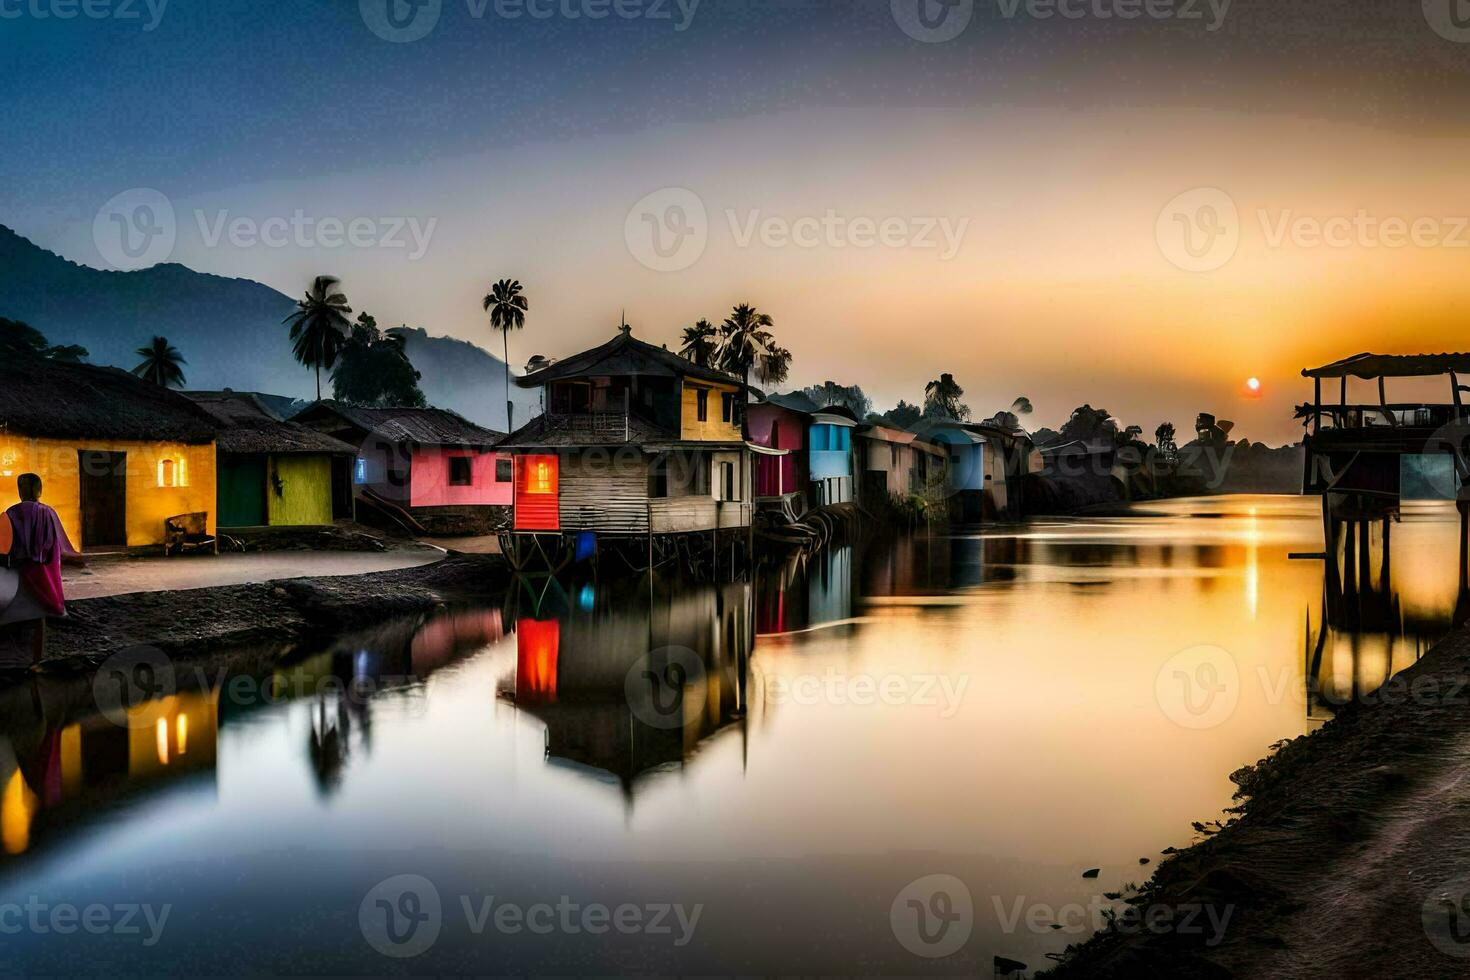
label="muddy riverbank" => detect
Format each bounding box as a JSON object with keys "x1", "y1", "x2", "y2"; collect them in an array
[
  {"x1": 1046, "y1": 623, "x2": 1470, "y2": 978},
  {"x1": 0, "y1": 554, "x2": 511, "y2": 677}
]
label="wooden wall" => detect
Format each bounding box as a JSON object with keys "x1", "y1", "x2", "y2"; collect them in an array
[{"x1": 560, "y1": 452, "x2": 650, "y2": 533}]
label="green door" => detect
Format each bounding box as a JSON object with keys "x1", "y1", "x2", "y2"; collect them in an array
[{"x1": 218, "y1": 455, "x2": 266, "y2": 527}]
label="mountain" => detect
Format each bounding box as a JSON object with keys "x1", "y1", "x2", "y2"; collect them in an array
[{"x1": 0, "y1": 224, "x2": 535, "y2": 431}]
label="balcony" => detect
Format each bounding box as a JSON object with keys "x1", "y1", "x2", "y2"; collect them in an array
[{"x1": 542, "y1": 410, "x2": 631, "y2": 441}]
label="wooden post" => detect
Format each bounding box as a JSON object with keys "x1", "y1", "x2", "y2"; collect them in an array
[{"x1": 1313, "y1": 377, "x2": 1322, "y2": 435}]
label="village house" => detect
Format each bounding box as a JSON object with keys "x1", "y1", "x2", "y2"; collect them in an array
[
  {"x1": 501, "y1": 324, "x2": 752, "y2": 551},
  {"x1": 185, "y1": 391, "x2": 357, "y2": 529},
  {"x1": 747, "y1": 394, "x2": 810, "y2": 517},
  {"x1": 749, "y1": 393, "x2": 858, "y2": 508},
  {"x1": 0, "y1": 358, "x2": 218, "y2": 551},
  {"x1": 912, "y1": 419, "x2": 1036, "y2": 522},
  {"x1": 853, "y1": 424, "x2": 945, "y2": 503},
  {"x1": 291, "y1": 401, "x2": 510, "y2": 535}
]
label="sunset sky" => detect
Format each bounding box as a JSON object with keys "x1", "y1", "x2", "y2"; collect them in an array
[{"x1": 6, "y1": 0, "x2": 1470, "y2": 443}]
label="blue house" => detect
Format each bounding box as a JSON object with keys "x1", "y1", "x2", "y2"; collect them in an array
[
  {"x1": 913, "y1": 419, "x2": 1034, "y2": 523},
  {"x1": 766, "y1": 394, "x2": 859, "y2": 506}
]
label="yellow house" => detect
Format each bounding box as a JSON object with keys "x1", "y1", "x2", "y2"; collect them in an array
[
  {"x1": 0, "y1": 358, "x2": 218, "y2": 550},
  {"x1": 680, "y1": 377, "x2": 744, "y2": 442}
]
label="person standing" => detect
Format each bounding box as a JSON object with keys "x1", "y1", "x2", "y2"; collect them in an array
[{"x1": 3, "y1": 474, "x2": 80, "y2": 668}]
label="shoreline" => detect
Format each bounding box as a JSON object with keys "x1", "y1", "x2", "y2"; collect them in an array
[
  {"x1": 0, "y1": 553, "x2": 512, "y2": 679},
  {"x1": 1045, "y1": 622, "x2": 1470, "y2": 978}
]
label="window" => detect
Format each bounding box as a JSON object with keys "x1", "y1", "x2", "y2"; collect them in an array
[
  {"x1": 156, "y1": 457, "x2": 185, "y2": 488},
  {"x1": 528, "y1": 459, "x2": 554, "y2": 494},
  {"x1": 811, "y1": 425, "x2": 829, "y2": 452},
  {"x1": 449, "y1": 456, "x2": 473, "y2": 486},
  {"x1": 719, "y1": 461, "x2": 737, "y2": 501},
  {"x1": 721, "y1": 392, "x2": 734, "y2": 423},
  {"x1": 354, "y1": 457, "x2": 368, "y2": 484},
  {"x1": 650, "y1": 457, "x2": 668, "y2": 498},
  {"x1": 495, "y1": 458, "x2": 513, "y2": 483},
  {"x1": 696, "y1": 388, "x2": 709, "y2": 422}
]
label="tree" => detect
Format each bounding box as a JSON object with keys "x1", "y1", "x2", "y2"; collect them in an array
[
  {"x1": 130, "y1": 336, "x2": 187, "y2": 388},
  {"x1": 923, "y1": 373, "x2": 970, "y2": 420},
  {"x1": 331, "y1": 314, "x2": 426, "y2": 408},
  {"x1": 986, "y1": 395, "x2": 1035, "y2": 431},
  {"x1": 0, "y1": 317, "x2": 88, "y2": 362},
  {"x1": 881, "y1": 400, "x2": 923, "y2": 429},
  {"x1": 1155, "y1": 422, "x2": 1178, "y2": 462},
  {"x1": 797, "y1": 381, "x2": 871, "y2": 419},
  {"x1": 1195, "y1": 413, "x2": 1233, "y2": 448},
  {"x1": 716, "y1": 303, "x2": 788, "y2": 388},
  {"x1": 1058, "y1": 404, "x2": 1118, "y2": 445},
  {"x1": 679, "y1": 318, "x2": 718, "y2": 367},
  {"x1": 483, "y1": 278, "x2": 528, "y2": 431},
  {"x1": 284, "y1": 275, "x2": 353, "y2": 400}
]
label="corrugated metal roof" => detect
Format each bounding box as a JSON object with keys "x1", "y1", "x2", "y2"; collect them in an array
[{"x1": 293, "y1": 400, "x2": 504, "y2": 447}]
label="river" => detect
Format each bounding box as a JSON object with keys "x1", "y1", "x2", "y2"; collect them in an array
[{"x1": 0, "y1": 494, "x2": 1460, "y2": 974}]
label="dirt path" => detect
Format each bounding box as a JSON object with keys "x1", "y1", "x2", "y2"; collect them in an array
[
  {"x1": 60, "y1": 543, "x2": 444, "y2": 600},
  {"x1": 1047, "y1": 626, "x2": 1470, "y2": 978}
]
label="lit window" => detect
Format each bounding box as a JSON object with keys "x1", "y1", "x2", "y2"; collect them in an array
[
  {"x1": 529, "y1": 461, "x2": 553, "y2": 494},
  {"x1": 156, "y1": 457, "x2": 185, "y2": 488},
  {"x1": 354, "y1": 457, "x2": 368, "y2": 484}
]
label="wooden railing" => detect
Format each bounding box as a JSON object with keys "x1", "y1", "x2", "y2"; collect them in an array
[{"x1": 1297, "y1": 403, "x2": 1465, "y2": 431}]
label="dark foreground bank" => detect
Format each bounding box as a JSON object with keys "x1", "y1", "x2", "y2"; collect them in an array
[
  {"x1": 1047, "y1": 623, "x2": 1470, "y2": 979},
  {"x1": 0, "y1": 554, "x2": 512, "y2": 676}
]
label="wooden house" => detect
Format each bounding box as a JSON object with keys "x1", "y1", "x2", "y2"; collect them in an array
[
  {"x1": 747, "y1": 395, "x2": 810, "y2": 515},
  {"x1": 750, "y1": 393, "x2": 858, "y2": 508},
  {"x1": 292, "y1": 401, "x2": 511, "y2": 535},
  {"x1": 185, "y1": 391, "x2": 356, "y2": 528},
  {"x1": 0, "y1": 357, "x2": 218, "y2": 551},
  {"x1": 912, "y1": 419, "x2": 1035, "y2": 523},
  {"x1": 854, "y1": 424, "x2": 945, "y2": 502},
  {"x1": 501, "y1": 325, "x2": 753, "y2": 552}
]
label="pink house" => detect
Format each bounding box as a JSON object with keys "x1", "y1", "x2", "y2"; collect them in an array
[
  {"x1": 747, "y1": 396, "x2": 810, "y2": 501},
  {"x1": 293, "y1": 401, "x2": 511, "y2": 535}
]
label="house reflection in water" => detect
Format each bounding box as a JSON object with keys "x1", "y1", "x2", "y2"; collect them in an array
[
  {"x1": 501, "y1": 581, "x2": 753, "y2": 800},
  {"x1": 0, "y1": 688, "x2": 220, "y2": 857},
  {"x1": 1302, "y1": 503, "x2": 1469, "y2": 720}
]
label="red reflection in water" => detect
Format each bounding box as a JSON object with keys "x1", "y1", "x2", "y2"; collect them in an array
[{"x1": 516, "y1": 619, "x2": 560, "y2": 703}]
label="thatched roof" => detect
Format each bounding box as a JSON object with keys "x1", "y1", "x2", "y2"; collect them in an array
[
  {"x1": 292, "y1": 400, "x2": 504, "y2": 448},
  {"x1": 0, "y1": 356, "x2": 217, "y2": 443},
  {"x1": 184, "y1": 391, "x2": 356, "y2": 455},
  {"x1": 517, "y1": 326, "x2": 739, "y2": 388},
  {"x1": 1303, "y1": 353, "x2": 1470, "y2": 379}
]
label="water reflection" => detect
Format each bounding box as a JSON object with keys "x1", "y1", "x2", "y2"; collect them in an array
[
  {"x1": 0, "y1": 495, "x2": 1467, "y2": 974},
  {"x1": 497, "y1": 580, "x2": 753, "y2": 800}
]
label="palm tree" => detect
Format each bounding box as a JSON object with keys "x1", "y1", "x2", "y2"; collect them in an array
[
  {"x1": 923, "y1": 373, "x2": 970, "y2": 420},
  {"x1": 284, "y1": 275, "x2": 353, "y2": 400},
  {"x1": 131, "y1": 336, "x2": 187, "y2": 388},
  {"x1": 679, "y1": 318, "x2": 718, "y2": 367},
  {"x1": 716, "y1": 303, "x2": 788, "y2": 388},
  {"x1": 483, "y1": 278, "x2": 529, "y2": 431}
]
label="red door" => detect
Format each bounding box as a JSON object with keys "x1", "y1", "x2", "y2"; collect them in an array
[{"x1": 513, "y1": 454, "x2": 559, "y2": 530}]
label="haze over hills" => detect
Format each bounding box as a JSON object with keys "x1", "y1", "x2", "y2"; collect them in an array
[{"x1": 0, "y1": 224, "x2": 536, "y2": 431}]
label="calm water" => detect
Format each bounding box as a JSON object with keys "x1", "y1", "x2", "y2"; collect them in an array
[{"x1": 0, "y1": 494, "x2": 1461, "y2": 974}]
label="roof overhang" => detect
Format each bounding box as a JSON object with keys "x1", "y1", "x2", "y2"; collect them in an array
[{"x1": 1303, "y1": 352, "x2": 1470, "y2": 380}]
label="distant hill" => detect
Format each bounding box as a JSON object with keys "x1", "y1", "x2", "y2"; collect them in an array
[{"x1": 0, "y1": 224, "x2": 534, "y2": 431}]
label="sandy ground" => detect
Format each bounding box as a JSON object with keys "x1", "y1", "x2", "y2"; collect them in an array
[{"x1": 59, "y1": 544, "x2": 444, "y2": 600}]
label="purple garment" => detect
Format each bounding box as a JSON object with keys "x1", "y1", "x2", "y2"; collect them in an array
[
  {"x1": 6, "y1": 501, "x2": 72, "y2": 566},
  {"x1": 5, "y1": 501, "x2": 75, "y2": 617}
]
